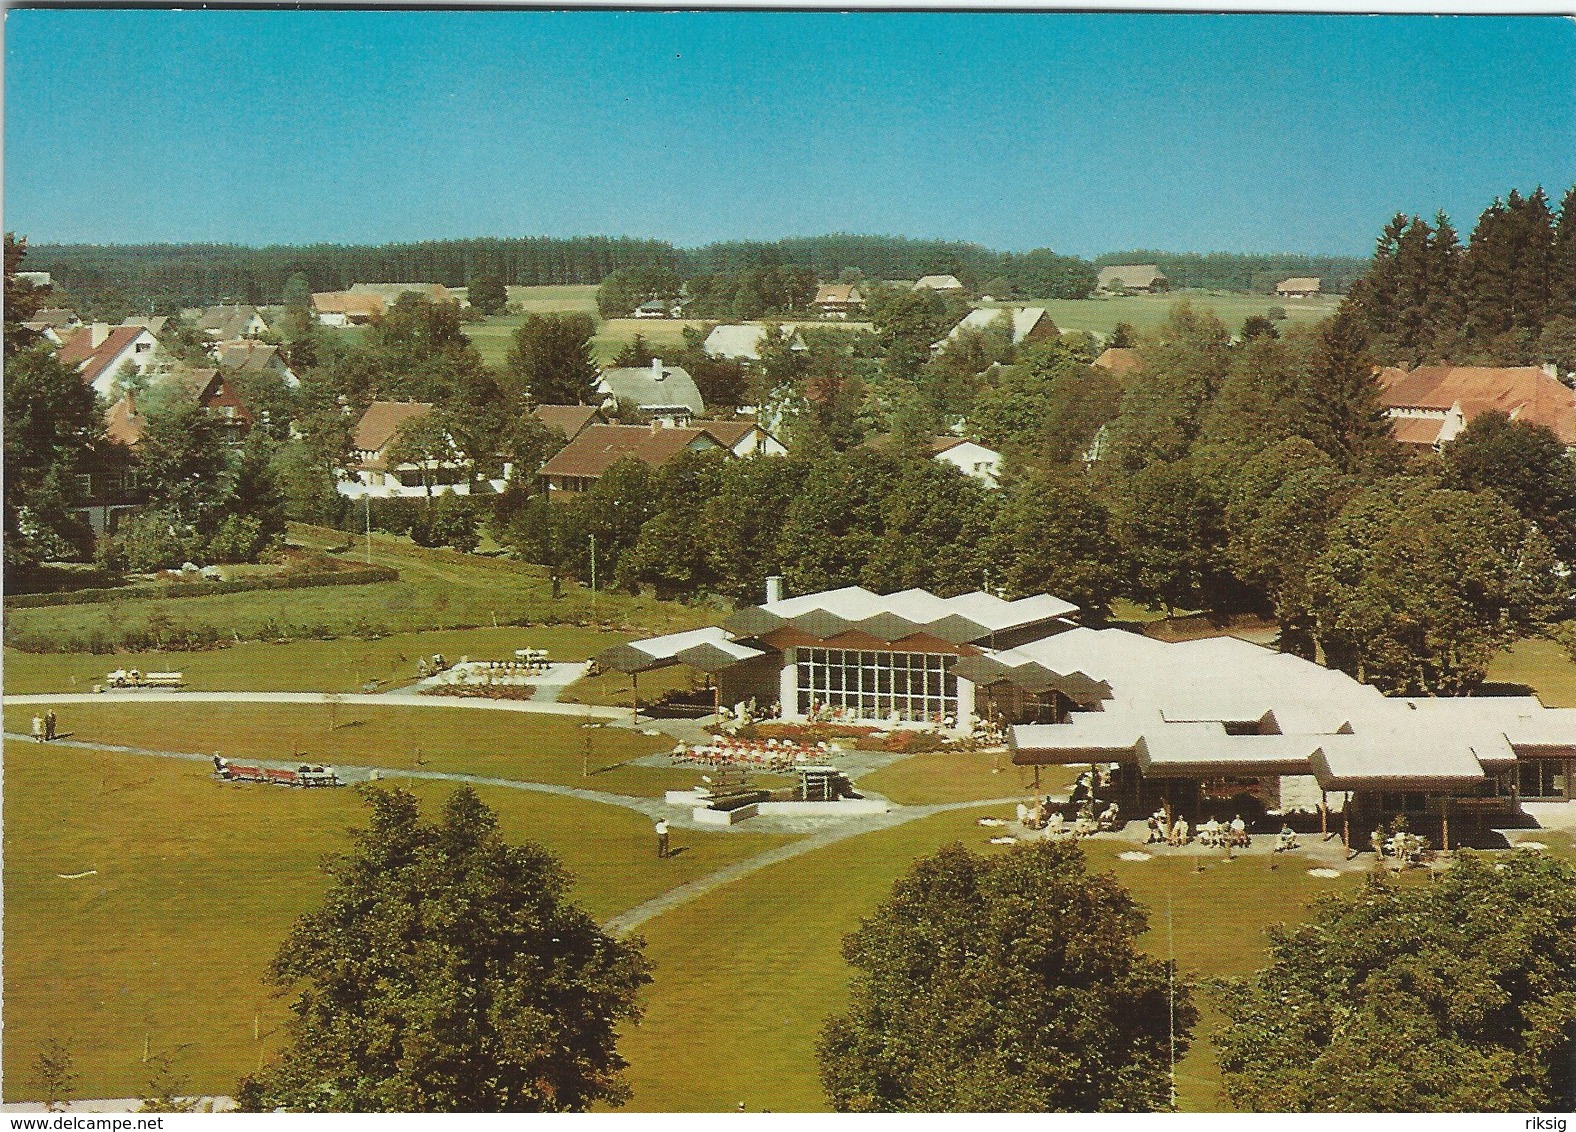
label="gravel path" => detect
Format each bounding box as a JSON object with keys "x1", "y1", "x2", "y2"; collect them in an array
[{"x1": 4, "y1": 689, "x2": 626, "y2": 720}]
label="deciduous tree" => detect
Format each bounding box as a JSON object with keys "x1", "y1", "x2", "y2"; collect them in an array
[
  {"x1": 236, "y1": 787, "x2": 651, "y2": 1112},
  {"x1": 819, "y1": 841, "x2": 1195, "y2": 1112}
]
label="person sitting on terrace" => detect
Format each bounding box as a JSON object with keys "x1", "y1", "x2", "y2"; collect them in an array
[
  {"x1": 1147, "y1": 810, "x2": 1167, "y2": 844},
  {"x1": 1229, "y1": 814, "x2": 1248, "y2": 846},
  {"x1": 1168, "y1": 817, "x2": 1190, "y2": 846},
  {"x1": 1199, "y1": 817, "x2": 1222, "y2": 847},
  {"x1": 1098, "y1": 802, "x2": 1121, "y2": 831},
  {"x1": 1046, "y1": 811, "x2": 1066, "y2": 838},
  {"x1": 1275, "y1": 824, "x2": 1300, "y2": 852}
]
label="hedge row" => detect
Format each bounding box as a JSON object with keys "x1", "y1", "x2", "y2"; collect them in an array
[{"x1": 6, "y1": 565, "x2": 401, "y2": 609}]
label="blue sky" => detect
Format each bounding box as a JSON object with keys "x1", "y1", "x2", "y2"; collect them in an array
[{"x1": 5, "y1": 10, "x2": 1574, "y2": 256}]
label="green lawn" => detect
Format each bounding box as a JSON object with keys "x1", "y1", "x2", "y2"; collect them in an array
[
  {"x1": 856, "y1": 747, "x2": 1071, "y2": 805},
  {"x1": 988, "y1": 289, "x2": 1342, "y2": 340},
  {"x1": 1487, "y1": 637, "x2": 1576, "y2": 707},
  {"x1": 1, "y1": 740, "x2": 795, "y2": 1102},
  {"x1": 617, "y1": 810, "x2": 1365, "y2": 1113},
  {"x1": 0, "y1": 702, "x2": 716, "y2": 797},
  {"x1": 4, "y1": 527, "x2": 712, "y2": 665}
]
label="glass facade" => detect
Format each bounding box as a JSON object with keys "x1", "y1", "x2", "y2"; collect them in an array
[{"x1": 796, "y1": 647, "x2": 957, "y2": 724}]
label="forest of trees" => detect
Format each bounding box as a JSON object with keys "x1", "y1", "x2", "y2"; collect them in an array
[{"x1": 29, "y1": 232, "x2": 1358, "y2": 319}]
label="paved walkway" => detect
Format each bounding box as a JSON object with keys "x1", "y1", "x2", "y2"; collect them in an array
[{"x1": 4, "y1": 689, "x2": 626, "y2": 721}]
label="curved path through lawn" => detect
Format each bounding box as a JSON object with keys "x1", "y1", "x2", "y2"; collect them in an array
[
  {"x1": 4, "y1": 689, "x2": 626, "y2": 720},
  {"x1": 3, "y1": 728, "x2": 1020, "y2": 934}
]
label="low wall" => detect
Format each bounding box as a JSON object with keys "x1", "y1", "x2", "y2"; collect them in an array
[
  {"x1": 758, "y1": 799, "x2": 889, "y2": 817},
  {"x1": 693, "y1": 803, "x2": 758, "y2": 826}
]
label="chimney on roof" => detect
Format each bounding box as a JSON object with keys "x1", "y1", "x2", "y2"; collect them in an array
[
  {"x1": 91, "y1": 322, "x2": 111, "y2": 349},
  {"x1": 651, "y1": 358, "x2": 665, "y2": 381},
  {"x1": 1543, "y1": 362, "x2": 1559, "y2": 380},
  {"x1": 766, "y1": 575, "x2": 784, "y2": 604}
]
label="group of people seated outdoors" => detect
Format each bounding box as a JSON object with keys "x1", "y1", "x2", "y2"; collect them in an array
[
  {"x1": 672, "y1": 734, "x2": 829, "y2": 773},
  {"x1": 1370, "y1": 821, "x2": 1431, "y2": 867},
  {"x1": 1147, "y1": 811, "x2": 1254, "y2": 848},
  {"x1": 1017, "y1": 768, "x2": 1122, "y2": 839}
]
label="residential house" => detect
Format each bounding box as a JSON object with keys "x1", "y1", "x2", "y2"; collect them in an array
[
  {"x1": 104, "y1": 368, "x2": 255, "y2": 450},
  {"x1": 338, "y1": 400, "x2": 482, "y2": 499},
  {"x1": 633, "y1": 300, "x2": 679, "y2": 319},
  {"x1": 57, "y1": 324, "x2": 161, "y2": 398},
  {"x1": 215, "y1": 340, "x2": 301, "y2": 387},
  {"x1": 22, "y1": 307, "x2": 83, "y2": 344},
  {"x1": 1096, "y1": 265, "x2": 1167, "y2": 294},
  {"x1": 934, "y1": 307, "x2": 1057, "y2": 351},
  {"x1": 702, "y1": 323, "x2": 809, "y2": 362},
  {"x1": 596, "y1": 358, "x2": 705, "y2": 423},
  {"x1": 688, "y1": 418, "x2": 787, "y2": 458},
  {"x1": 1376, "y1": 365, "x2": 1576, "y2": 450},
  {"x1": 122, "y1": 315, "x2": 171, "y2": 338},
  {"x1": 914, "y1": 275, "x2": 965, "y2": 293},
  {"x1": 813, "y1": 283, "x2": 866, "y2": 319},
  {"x1": 531, "y1": 404, "x2": 608, "y2": 444},
  {"x1": 192, "y1": 304, "x2": 270, "y2": 340},
  {"x1": 1093, "y1": 347, "x2": 1143, "y2": 378},
  {"x1": 311, "y1": 291, "x2": 385, "y2": 326},
  {"x1": 864, "y1": 434, "x2": 1004, "y2": 489},
  {"x1": 538, "y1": 422, "x2": 728, "y2": 495},
  {"x1": 1276, "y1": 277, "x2": 1322, "y2": 299},
  {"x1": 929, "y1": 436, "x2": 1004, "y2": 488}
]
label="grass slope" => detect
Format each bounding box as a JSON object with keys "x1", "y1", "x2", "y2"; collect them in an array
[
  {"x1": 1, "y1": 740, "x2": 795, "y2": 1102},
  {"x1": 1, "y1": 703, "x2": 704, "y2": 797},
  {"x1": 618, "y1": 810, "x2": 1364, "y2": 1113},
  {"x1": 1007, "y1": 289, "x2": 1342, "y2": 338}
]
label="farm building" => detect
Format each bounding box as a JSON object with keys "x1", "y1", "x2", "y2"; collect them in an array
[
  {"x1": 348, "y1": 282, "x2": 456, "y2": 307},
  {"x1": 1096, "y1": 265, "x2": 1167, "y2": 294},
  {"x1": 813, "y1": 283, "x2": 866, "y2": 318},
  {"x1": 607, "y1": 583, "x2": 1576, "y2": 840},
  {"x1": 702, "y1": 323, "x2": 808, "y2": 362},
  {"x1": 190, "y1": 303, "x2": 270, "y2": 340},
  {"x1": 914, "y1": 274, "x2": 965, "y2": 293},
  {"x1": 596, "y1": 358, "x2": 705, "y2": 424},
  {"x1": 1276, "y1": 277, "x2": 1322, "y2": 298},
  {"x1": 311, "y1": 291, "x2": 385, "y2": 326},
  {"x1": 1376, "y1": 364, "x2": 1576, "y2": 450},
  {"x1": 934, "y1": 306, "x2": 1056, "y2": 351}
]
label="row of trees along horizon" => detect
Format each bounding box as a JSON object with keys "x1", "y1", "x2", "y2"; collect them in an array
[
  {"x1": 6, "y1": 184, "x2": 1576, "y2": 699},
  {"x1": 27, "y1": 785, "x2": 1576, "y2": 1113},
  {"x1": 23, "y1": 230, "x2": 1374, "y2": 321}
]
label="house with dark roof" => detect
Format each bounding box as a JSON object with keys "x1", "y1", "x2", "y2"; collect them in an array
[
  {"x1": 57, "y1": 324, "x2": 161, "y2": 398},
  {"x1": 215, "y1": 340, "x2": 300, "y2": 387},
  {"x1": 105, "y1": 369, "x2": 254, "y2": 450},
  {"x1": 1096, "y1": 265, "x2": 1167, "y2": 294},
  {"x1": 1376, "y1": 365, "x2": 1576, "y2": 450},
  {"x1": 537, "y1": 422, "x2": 728, "y2": 495},
  {"x1": 595, "y1": 358, "x2": 705, "y2": 423},
  {"x1": 689, "y1": 418, "x2": 787, "y2": 458},
  {"x1": 531, "y1": 404, "x2": 608, "y2": 443},
  {"x1": 192, "y1": 304, "x2": 270, "y2": 341}
]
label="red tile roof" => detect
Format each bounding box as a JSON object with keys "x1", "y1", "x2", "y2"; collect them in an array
[
  {"x1": 58, "y1": 326, "x2": 153, "y2": 388},
  {"x1": 532, "y1": 404, "x2": 604, "y2": 441},
  {"x1": 352, "y1": 401, "x2": 434, "y2": 453},
  {"x1": 539, "y1": 424, "x2": 724, "y2": 481},
  {"x1": 694, "y1": 419, "x2": 760, "y2": 448},
  {"x1": 1389, "y1": 417, "x2": 1445, "y2": 447},
  {"x1": 1377, "y1": 366, "x2": 1576, "y2": 446},
  {"x1": 1094, "y1": 347, "x2": 1143, "y2": 376}
]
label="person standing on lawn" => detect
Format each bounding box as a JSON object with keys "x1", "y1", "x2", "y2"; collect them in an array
[
  {"x1": 31, "y1": 714, "x2": 44, "y2": 742},
  {"x1": 655, "y1": 818, "x2": 670, "y2": 859},
  {"x1": 44, "y1": 710, "x2": 57, "y2": 741}
]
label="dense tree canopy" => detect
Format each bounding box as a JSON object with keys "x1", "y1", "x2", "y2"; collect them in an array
[
  {"x1": 819, "y1": 841, "x2": 1195, "y2": 1113},
  {"x1": 504, "y1": 313, "x2": 600, "y2": 406},
  {"x1": 237, "y1": 787, "x2": 650, "y2": 1112},
  {"x1": 1215, "y1": 851, "x2": 1576, "y2": 1112}
]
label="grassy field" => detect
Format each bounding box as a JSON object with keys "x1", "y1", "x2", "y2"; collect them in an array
[
  {"x1": 616, "y1": 805, "x2": 1363, "y2": 1112},
  {"x1": 989, "y1": 289, "x2": 1342, "y2": 340},
  {"x1": 1487, "y1": 637, "x2": 1576, "y2": 707},
  {"x1": 856, "y1": 747, "x2": 1070, "y2": 805},
  {"x1": 0, "y1": 702, "x2": 718, "y2": 797},
  {"x1": 1, "y1": 740, "x2": 796, "y2": 1102},
  {"x1": 3, "y1": 528, "x2": 712, "y2": 678}
]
